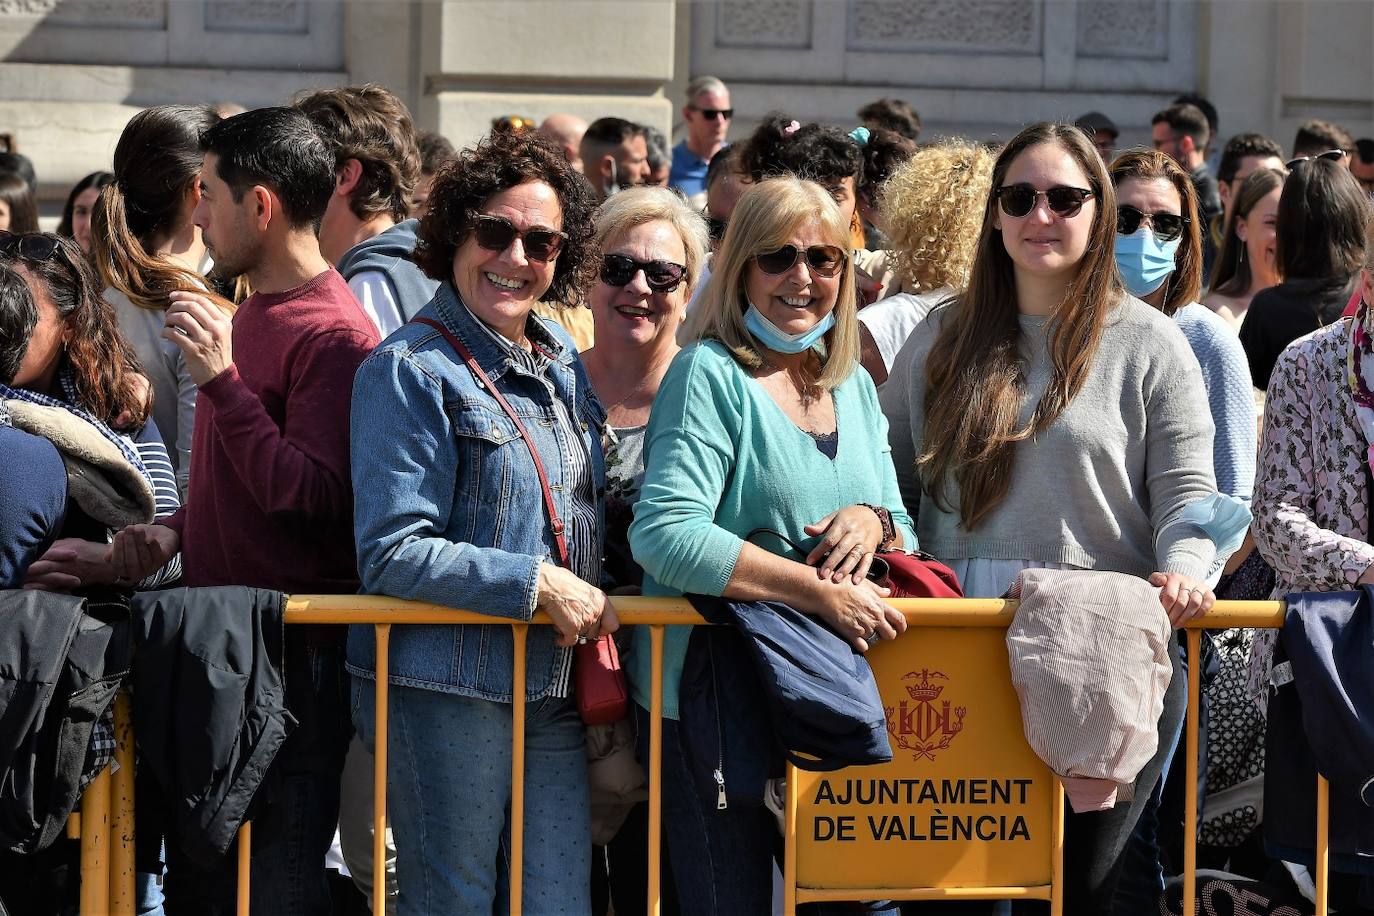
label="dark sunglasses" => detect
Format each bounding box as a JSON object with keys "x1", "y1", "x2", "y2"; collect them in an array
[
  {"x1": 1116, "y1": 205, "x2": 1189, "y2": 242},
  {"x1": 599, "y1": 254, "x2": 687, "y2": 293},
  {"x1": 994, "y1": 184, "x2": 1095, "y2": 219},
  {"x1": 467, "y1": 213, "x2": 567, "y2": 262},
  {"x1": 705, "y1": 215, "x2": 728, "y2": 243},
  {"x1": 692, "y1": 107, "x2": 733, "y2": 121},
  {"x1": 754, "y1": 244, "x2": 847, "y2": 278},
  {"x1": 1285, "y1": 149, "x2": 1345, "y2": 168},
  {"x1": 0, "y1": 230, "x2": 61, "y2": 262}
]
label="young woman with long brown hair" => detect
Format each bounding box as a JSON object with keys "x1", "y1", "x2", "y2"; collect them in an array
[
  {"x1": 91, "y1": 104, "x2": 228, "y2": 497},
  {"x1": 1204, "y1": 168, "x2": 1285, "y2": 330},
  {"x1": 881, "y1": 123, "x2": 1235, "y2": 913}
]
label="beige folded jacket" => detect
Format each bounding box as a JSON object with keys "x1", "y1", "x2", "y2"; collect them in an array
[
  {"x1": 1006, "y1": 569, "x2": 1172, "y2": 814},
  {"x1": 2, "y1": 399, "x2": 155, "y2": 529}
]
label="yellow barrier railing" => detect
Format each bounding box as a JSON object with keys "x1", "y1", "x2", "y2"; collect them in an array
[{"x1": 76, "y1": 598, "x2": 1327, "y2": 916}]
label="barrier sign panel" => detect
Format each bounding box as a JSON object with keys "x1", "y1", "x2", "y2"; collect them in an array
[{"x1": 793, "y1": 627, "x2": 1057, "y2": 891}]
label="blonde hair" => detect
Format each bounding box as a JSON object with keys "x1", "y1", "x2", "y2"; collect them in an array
[
  {"x1": 593, "y1": 186, "x2": 710, "y2": 297},
  {"x1": 880, "y1": 140, "x2": 995, "y2": 293},
  {"x1": 682, "y1": 176, "x2": 859, "y2": 391}
]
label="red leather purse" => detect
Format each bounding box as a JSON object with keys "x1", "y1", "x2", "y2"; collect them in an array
[
  {"x1": 868, "y1": 549, "x2": 963, "y2": 598},
  {"x1": 412, "y1": 317, "x2": 628, "y2": 725}
]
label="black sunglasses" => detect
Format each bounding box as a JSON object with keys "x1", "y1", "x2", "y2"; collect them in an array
[
  {"x1": 0, "y1": 230, "x2": 61, "y2": 262},
  {"x1": 599, "y1": 254, "x2": 687, "y2": 293},
  {"x1": 994, "y1": 184, "x2": 1096, "y2": 219},
  {"x1": 754, "y1": 244, "x2": 847, "y2": 278},
  {"x1": 692, "y1": 107, "x2": 733, "y2": 121},
  {"x1": 1285, "y1": 149, "x2": 1345, "y2": 169},
  {"x1": 467, "y1": 213, "x2": 567, "y2": 262},
  {"x1": 1116, "y1": 205, "x2": 1189, "y2": 242},
  {"x1": 705, "y1": 216, "x2": 728, "y2": 244}
]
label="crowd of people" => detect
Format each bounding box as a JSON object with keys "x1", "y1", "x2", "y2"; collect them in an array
[{"x1": 1, "y1": 71, "x2": 1373, "y2": 916}]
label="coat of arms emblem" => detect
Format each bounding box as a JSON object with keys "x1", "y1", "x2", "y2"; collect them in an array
[{"x1": 885, "y1": 668, "x2": 966, "y2": 761}]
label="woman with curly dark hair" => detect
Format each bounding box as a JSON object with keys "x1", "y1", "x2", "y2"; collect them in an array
[{"x1": 348, "y1": 129, "x2": 613, "y2": 914}]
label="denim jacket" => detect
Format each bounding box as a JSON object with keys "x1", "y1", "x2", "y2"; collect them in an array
[{"x1": 347, "y1": 284, "x2": 606, "y2": 702}]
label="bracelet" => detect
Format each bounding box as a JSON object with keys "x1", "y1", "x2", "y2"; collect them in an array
[{"x1": 859, "y1": 503, "x2": 896, "y2": 552}]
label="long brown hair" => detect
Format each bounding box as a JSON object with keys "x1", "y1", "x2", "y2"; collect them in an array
[
  {"x1": 1209, "y1": 168, "x2": 1285, "y2": 297},
  {"x1": 1108, "y1": 149, "x2": 1202, "y2": 316},
  {"x1": 919, "y1": 122, "x2": 1121, "y2": 529},
  {"x1": 8, "y1": 235, "x2": 149, "y2": 430},
  {"x1": 91, "y1": 105, "x2": 232, "y2": 314}
]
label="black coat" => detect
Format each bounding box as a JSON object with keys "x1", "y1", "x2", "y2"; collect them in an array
[
  {"x1": 130, "y1": 586, "x2": 295, "y2": 865},
  {"x1": 0, "y1": 589, "x2": 130, "y2": 854}
]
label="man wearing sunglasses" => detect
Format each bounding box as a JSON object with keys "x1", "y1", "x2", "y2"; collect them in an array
[{"x1": 669, "y1": 75, "x2": 732, "y2": 206}]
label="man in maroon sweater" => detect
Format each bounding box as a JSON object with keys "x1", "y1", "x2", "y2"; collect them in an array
[{"x1": 113, "y1": 106, "x2": 379, "y2": 914}]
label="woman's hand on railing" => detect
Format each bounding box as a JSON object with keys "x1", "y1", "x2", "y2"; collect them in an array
[
  {"x1": 815, "y1": 576, "x2": 905, "y2": 652},
  {"x1": 535, "y1": 562, "x2": 619, "y2": 647},
  {"x1": 1148, "y1": 571, "x2": 1215, "y2": 626}
]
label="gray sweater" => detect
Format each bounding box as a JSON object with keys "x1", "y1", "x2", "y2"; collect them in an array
[{"x1": 880, "y1": 296, "x2": 1218, "y2": 581}]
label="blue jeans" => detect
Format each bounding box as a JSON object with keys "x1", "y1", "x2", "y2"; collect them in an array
[
  {"x1": 634, "y1": 706, "x2": 894, "y2": 915},
  {"x1": 352, "y1": 679, "x2": 591, "y2": 916},
  {"x1": 161, "y1": 642, "x2": 352, "y2": 916}
]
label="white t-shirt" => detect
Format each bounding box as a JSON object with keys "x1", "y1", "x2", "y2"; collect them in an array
[
  {"x1": 857, "y1": 288, "x2": 952, "y2": 379},
  {"x1": 348, "y1": 270, "x2": 405, "y2": 338}
]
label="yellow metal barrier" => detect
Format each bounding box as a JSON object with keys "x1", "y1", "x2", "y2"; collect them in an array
[{"x1": 79, "y1": 599, "x2": 1333, "y2": 915}]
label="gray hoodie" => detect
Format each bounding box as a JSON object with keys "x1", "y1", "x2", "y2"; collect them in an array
[{"x1": 335, "y1": 219, "x2": 440, "y2": 323}]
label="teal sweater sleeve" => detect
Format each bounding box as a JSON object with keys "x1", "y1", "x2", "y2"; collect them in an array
[{"x1": 630, "y1": 344, "x2": 746, "y2": 596}]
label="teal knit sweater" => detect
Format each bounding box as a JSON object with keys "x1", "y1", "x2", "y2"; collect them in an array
[{"x1": 628, "y1": 340, "x2": 917, "y2": 719}]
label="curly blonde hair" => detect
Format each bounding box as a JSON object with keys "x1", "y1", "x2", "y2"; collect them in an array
[{"x1": 879, "y1": 139, "x2": 995, "y2": 293}]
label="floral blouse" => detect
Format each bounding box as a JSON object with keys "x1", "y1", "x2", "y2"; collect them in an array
[
  {"x1": 1252, "y1": 318, "x2": 1374, "y2": 594},
  {"x1": 1250, "y1": 319, "x2": 1374, "y2": 698}
]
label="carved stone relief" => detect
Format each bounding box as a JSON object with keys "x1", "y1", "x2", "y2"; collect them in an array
[
  {"x1": 848, "y1": 0, "x2": 1041, "y2": 53},
  {"x1": 716, "y1": 0, "x2": 811, "y2": 49},
  {"x1": 205, "y1": 0, "x2": 306, "y2": 33},
  {"x1": 0, "y1": 0, "x2": 164, "y2": 27},
  {"x1": 1075, "y1": 0, "x2": 1169, "y2": 60}
]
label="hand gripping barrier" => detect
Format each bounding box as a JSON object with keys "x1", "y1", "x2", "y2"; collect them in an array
[{"x1": 75, "y1": 598, "x2": 1332, "y2": 916}]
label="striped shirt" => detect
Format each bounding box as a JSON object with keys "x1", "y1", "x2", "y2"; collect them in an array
[
  {"x1": 129, "y1": 426, "x2": 183, "y2": 588},
  {"x1": 473, "y1": 314, "x2": 602, "y2": 697}
]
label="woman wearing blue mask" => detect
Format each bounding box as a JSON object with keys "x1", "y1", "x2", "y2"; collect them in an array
[
  {"x1": 1109, "y1": 150, "x2": 1256, "y2": 507},
  {"x1": 628, "y1": 176, "x2": 914, "y2": 914}
]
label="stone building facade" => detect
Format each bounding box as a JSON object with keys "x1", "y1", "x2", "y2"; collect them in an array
[{"x1": 0, "y1": 0, "x2": 1369, "y2": 205}]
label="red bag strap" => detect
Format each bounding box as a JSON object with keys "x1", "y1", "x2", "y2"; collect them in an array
[{"x1": 412, "y1": 316, "x2": 570, "y2": 567}]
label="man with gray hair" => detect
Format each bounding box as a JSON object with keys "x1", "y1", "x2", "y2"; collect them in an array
[{"x1": 670, "y1": 75, "x2": 731, "y2": 204}]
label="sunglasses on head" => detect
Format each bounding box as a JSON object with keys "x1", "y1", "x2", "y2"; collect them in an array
[
  {"x1": 0, "y1": 230, "x2": 61, "y2": 262},
  {"x1": 994, "y1": 184, "x2": 1096, "y2": 219},
  {"x1": 1285, "y1": 149, "x2": 1345, "y2": 169},
  {"x1": 467, "y1": 213, "x2": 567, "y2": 262},
  {"x1": 1116, "y1": 205, "x2": 1189, "y2": 242},
  {"x1": 599, "y1": 254, "x2": 687, "y2": 293},
  {"x1": 692, "y1": 107, "x2": 733, "y2": 121},
  {"x1": 754, "y1": 244, "x2": 847, "y2": 278}
]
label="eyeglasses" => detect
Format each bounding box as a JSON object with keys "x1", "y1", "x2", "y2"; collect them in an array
[
  {"x1": 1116, "y1": 205, "x2": 1189, "y2": 242},
  {"x1": 599, "y1": 254, "x2": 687, "y2": 293},
  {"x1": 754, "y1": 244, "x2": 847, "y2": 278},
  {"x1": 705, "y1": 216, "x2": 727, "y2": 243},
  {"x1": 1285, "y1": 149, "x2": 1345, "y2": 168},
  {"x1": 691, "y1": 107, "x2": 733, "y2": 121},
  {"x1": 0, "y1": 230, "x2": 61, "y2": 262},
  {"x1": 467, "y1": 213, "x2": 567, "y2": 262},
  {"x1": 994, "y1": 184, "x2": 1096, "y2": 219}
]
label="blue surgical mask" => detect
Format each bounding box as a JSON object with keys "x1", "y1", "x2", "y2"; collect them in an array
[
  {"x1": 745, "y1": 301, "x2": 835, "y2": 354},
  {"x1": 1114, "y1": 227, "x2": 1180, "y2": 297}
]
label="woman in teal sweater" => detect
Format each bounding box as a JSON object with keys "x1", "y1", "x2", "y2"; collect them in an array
[{"x1": 628, "y1": 176, "x2": 916, "y2": 913}]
